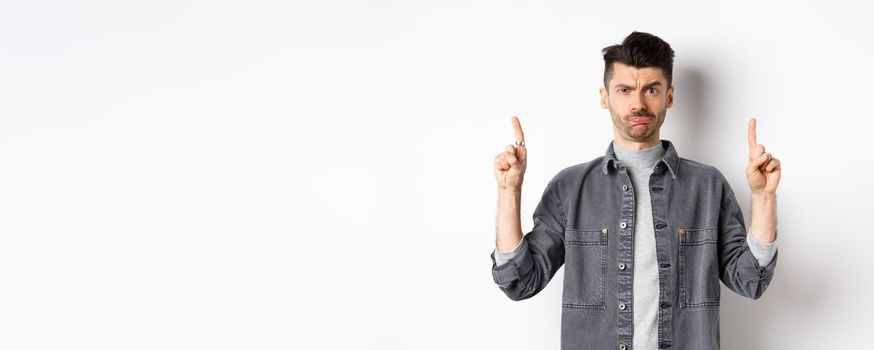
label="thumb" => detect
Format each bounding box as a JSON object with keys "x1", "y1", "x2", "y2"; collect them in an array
[
  {"x1": 503, "y1": 145, "x2": 520, "y2": 166},
  {"x1": 748, "y1": 152, "x2": 771, "y2": 172},
  {"x1": 515, "y1": 144, "x2": 527, "y2": 162}
]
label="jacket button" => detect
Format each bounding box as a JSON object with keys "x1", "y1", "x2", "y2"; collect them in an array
[
  {"x1": 618, "y1": 263, "x2": 626, "y2": 270},
  {"x1": 619, "y1": 303, "x2": 626, "y2": 310},
  {"x1": 619, "y1": 344, "x2": 627, "y2": 350},
  {"x1": 622, "y1": 185, "x2": 629, "y2": 191},
  {"x1": 602, "y1": 228, "x2": 608, "y2": 234},
  {"x1": 620, "y1": 222, "x2": 627, "y2": 229},
  {"x1": 660, "y1": 302, "x2": 672, "y2": 309}
]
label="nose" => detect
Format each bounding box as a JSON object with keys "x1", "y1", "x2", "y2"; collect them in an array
[{"x1": 629, "y1": 92, "x2": 645, "y2": 113}]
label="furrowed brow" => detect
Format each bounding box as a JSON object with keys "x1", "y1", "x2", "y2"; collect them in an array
[{"x1": 614, "y1": 81, "x2": 663, "y2": 90}]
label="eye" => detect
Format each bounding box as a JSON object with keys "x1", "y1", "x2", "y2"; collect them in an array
[
  {"x1": 646, "y1": 88, "x2": 657, "y2": 94},
  {"x1": 618, "y1": 88, "x2": 628, "y2": 93}
]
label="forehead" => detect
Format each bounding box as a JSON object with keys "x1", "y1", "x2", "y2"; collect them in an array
[{"x1": 608, "y1": 62, "x2": 667, "y2": 87}]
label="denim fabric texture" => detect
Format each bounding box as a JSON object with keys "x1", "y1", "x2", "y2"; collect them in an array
[{"x1": 489, "y1": 139, "x2": 778, "y2": 350}]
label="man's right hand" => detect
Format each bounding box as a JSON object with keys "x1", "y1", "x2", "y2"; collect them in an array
[{"x1": 494, "y1": 116, "x2": 528, "y2": 192}]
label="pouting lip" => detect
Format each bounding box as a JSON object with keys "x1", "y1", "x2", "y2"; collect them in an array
[{"x1": 629, "y1": 115, "x2": 653, "y2": 124}]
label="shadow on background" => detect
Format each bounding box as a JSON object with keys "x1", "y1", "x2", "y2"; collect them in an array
[{"x1": 673, "y1": 66, "x2": 828, "y2": 349}]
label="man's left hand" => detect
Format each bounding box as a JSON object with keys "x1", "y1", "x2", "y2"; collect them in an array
[{"x1": 746, "y1": 117, "x2": 781, "y2": 194}]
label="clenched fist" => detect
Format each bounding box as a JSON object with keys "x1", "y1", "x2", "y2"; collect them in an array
[{"x1": 494, "y1": 116, "x2": 528, "y2": 191}]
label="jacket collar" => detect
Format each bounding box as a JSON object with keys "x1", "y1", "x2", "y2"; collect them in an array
[{"x1": 601, "y1": 139, "x2": 679, "y2": 179}]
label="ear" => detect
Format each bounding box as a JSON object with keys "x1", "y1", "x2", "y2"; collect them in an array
[
  {"x1": 599, "y1": 87, "x2": 608, "y2": 109},
  {"x1": 666, "y1": 85, "x2": 674, "y2": 108}
]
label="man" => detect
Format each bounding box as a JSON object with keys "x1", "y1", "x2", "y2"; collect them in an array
[{"x1": 490, "y1": 31, "x2": 780, "y2": 350}]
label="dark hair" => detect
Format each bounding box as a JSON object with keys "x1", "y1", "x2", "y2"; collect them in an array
[{"x1": 602, "y1": 31, "x2": 675, "y2": 88}]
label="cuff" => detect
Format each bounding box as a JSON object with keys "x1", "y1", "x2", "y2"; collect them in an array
[
  {"x1": 494, "y1": 238, "x2": 524, "y2": 267},
  {"x1": 747, "y1": 227, "x2": 778, "y2": 268},
  {"x1": 490, "y1": 238, "x2": 534, "y2": 287}
]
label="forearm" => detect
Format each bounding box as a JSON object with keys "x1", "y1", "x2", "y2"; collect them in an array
[
  {"x1": 496, "y1": 188, "x2": 524, "y2": 253},
  {"x1": 749, "y1": 192, "x2": 777, "y2": 243}
]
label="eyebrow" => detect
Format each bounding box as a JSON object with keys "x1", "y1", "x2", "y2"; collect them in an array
[{"x1": 614, "y1": 81, "x2": 664, "y2": 89}]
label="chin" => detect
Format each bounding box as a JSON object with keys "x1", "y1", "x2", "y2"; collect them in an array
[{"x1": 626, "y1": 126, "x2": 652, "y2": 135}]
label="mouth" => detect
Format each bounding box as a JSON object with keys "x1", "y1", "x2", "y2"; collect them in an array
[{"x1": 630, "y1": 116, "x2": 652, "y2": 125}]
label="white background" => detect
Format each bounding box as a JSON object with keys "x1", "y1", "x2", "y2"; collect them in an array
[{"x1": 1, "y1": 0, "x2": 872, "y2": 349}]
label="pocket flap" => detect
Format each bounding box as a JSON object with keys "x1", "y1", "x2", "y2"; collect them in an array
[
  {"x1": 565, "y1": 228, "x2": 607, "y2": 245},
  {"x1": 679, "y1": 227, "x2": 718, "y2": 245}
]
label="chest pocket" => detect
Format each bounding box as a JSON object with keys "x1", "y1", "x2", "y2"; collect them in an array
[
  {"x1": 562, "y1": 228, "x2": 607, "y2": 309},
  {"x1": 678, "y1": 227, "x2": 720, "y2": 307}
]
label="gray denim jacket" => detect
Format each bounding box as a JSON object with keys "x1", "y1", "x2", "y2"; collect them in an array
[{"x1": 489, "y1": 140, "x2": 778, "y2": 350}]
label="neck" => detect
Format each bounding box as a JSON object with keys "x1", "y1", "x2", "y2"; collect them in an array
[
  {"x1": 612, "y1": 138, "x2": 665, "y2": 170},
  {"x1": 613, "y1": 129, "x2": 661, "y2": 150}
]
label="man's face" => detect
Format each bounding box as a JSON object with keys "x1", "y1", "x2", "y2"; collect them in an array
[{"x1": 599, "y1": 62, "x2": 674, "y2": 144}]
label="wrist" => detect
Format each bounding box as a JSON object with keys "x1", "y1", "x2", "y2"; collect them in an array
[
  {"x1": 499, "y1": 187, "x2": 522, "y2": 195},
  {"x1": 751, "y1": 191, "x2": 777, "y2": 200}
]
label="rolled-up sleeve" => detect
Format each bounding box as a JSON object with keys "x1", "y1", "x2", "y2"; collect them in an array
[
  {"x1": 493, "y1": 238, "x2": 524, "y2": 267},
  {"x1": 746, "y1": 229, "x2": 778, "y2": 267},
  {"x1": 717, "y1": 181, "x2": 779, "y2": 300},
  {"x1": 489, "y1": 178, "x2": 567, "y2": 301}
]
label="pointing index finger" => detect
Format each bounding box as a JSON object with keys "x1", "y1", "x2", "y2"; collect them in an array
[
  {"x1": 512, "y1": 116, "x2": 525, "y2": 143},
  {"x1": 748, "y1": 117, "x2": 757, "y2": 150}
]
